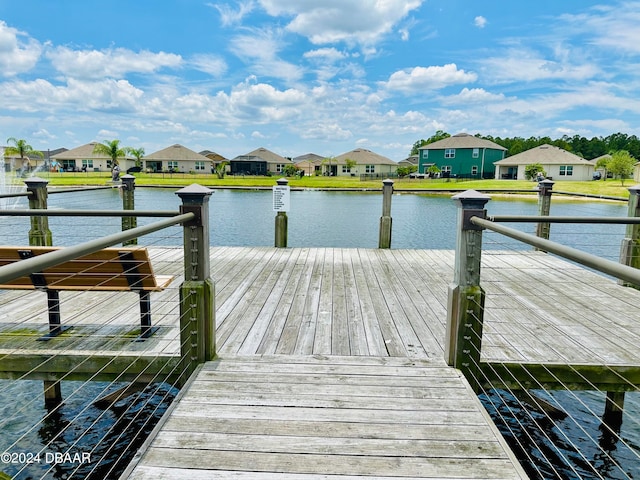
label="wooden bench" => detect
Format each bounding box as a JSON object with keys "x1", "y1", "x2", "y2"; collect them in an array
[{"x1": 0, "y1": 246, "x2": 174, "y2": 341}]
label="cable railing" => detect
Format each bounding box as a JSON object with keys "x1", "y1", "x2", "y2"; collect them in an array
[
  {"x1": 0, "y1": 177, "x2": 214, "y2": 479},
  {"x1": 447, "y1": 186, "x2": 640, "y2": 479}
]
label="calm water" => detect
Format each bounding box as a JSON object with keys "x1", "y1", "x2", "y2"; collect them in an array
[{"x1": 0, "y1": 186, "x2": 638, "y2": 479}]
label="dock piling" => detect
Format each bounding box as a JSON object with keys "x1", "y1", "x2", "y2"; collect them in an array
[
  {"x1": 378, "y1": 179, "x2": 393, "y2": 248},
  {"x1": 274, "y1": 178, "x2": 289, "y2": 248},
  {"x1": 176, "y1": 185, "x2": 215, "y2": 375},
  {"x1": 445, "y1": 190, "x2": 490, "y2": 391},
  {"x1": 121, "y1": 174, "x2": 137, "y2": 246},
  {"x1": 619, "y1": 185, "x2": 640, "y2": 288},
  {"x1": 535, "y1": 178, "x2": 554, "y2": 249},
  {"x1": 24, "y1": 176, "x2": 52, "y2": 247}
]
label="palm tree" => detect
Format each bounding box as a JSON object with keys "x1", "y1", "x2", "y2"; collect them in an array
[
  {"x1": 92, "y1": 139, "x2": 128, "y2": 168},
  {"x1": 127, "y1": 147, "x2": 145, "y2": 168},
  {"x1": 5, "y1": 137, "x2": 44, "y2": 173}
]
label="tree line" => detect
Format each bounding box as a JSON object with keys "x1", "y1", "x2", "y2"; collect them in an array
[{"x1": 410, "y1": 131, "x2": 640, "y2": 160}]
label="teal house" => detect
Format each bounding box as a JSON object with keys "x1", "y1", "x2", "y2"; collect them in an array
[{"x1": 418, "y1": 133, "x2": 506, "y2": 179}]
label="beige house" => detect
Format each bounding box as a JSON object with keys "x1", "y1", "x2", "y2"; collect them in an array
[
  {"x1": 294, "y1": 153, "x2": 325, "y2": 176},
  {"x1": 494, "y1": 144, "x2": 594, "y2": 181},
  {"x1": 327, "y1": 148, "x2": 398, "y2": 177},
  {"x1": 51, "y1": 142, "x2": 131, "y2": 172},
  {"x1": 143, "y1": 144, "x2": 212, "y2": 173}
]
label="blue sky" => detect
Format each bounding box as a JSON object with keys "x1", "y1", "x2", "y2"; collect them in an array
[{"x1": 0, "y1": 0, "x2": 639, "y2": 161}]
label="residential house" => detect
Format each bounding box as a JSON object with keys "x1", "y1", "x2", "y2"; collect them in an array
[
  {"x1": 230, "y1": 147, "x2": 292, "y2": 175},
  {"x1": 494, "y1": 144, "x2": 595, "y2": 181},
  {"x1": 200, "y1": 150, "x2": 228, "y2": 174},
  {"x1": 398, "y1": 155, "x2": 419, "y2": 168},
  {"x1": 294, "y1": 153, "x2": 325, "y2": 176},
  {"x1": 418, "y1": 133, "x2": 506, "y2": 179},
  {"x1": 51, "y1": 143, "x2": 129, "y2": 172},
  {"x1": 328, "y1": 148, "x2": 397, "y2": 177},
  {"x1": 3, "y1": 147, "x2": 67, "y2": 174},
  {"x1": 143, "y1": 144, "x2": 211, "y2": 173}
]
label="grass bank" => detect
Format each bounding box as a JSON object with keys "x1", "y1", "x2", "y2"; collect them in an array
[{"x1": 23, "y1": 171, "x2": 633, "y2": 198}]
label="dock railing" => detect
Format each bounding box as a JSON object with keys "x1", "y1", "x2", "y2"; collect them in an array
[
  {"x1": 447, "y1": 188, "x2": 640, "y2": 443},
  {"x1": 0, "y1": 179, "x2": 216, "y2": 386}
]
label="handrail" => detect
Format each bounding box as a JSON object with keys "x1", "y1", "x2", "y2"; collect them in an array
[
  {"x1": 471, "y1": 215, "x2": 640, "y2": 285},
  {"x1": 0, "y1": 192, "x2": 30, "y2": 199},
  {"x1": 489, "y1": 215, "x2": 640, "y2": 224},
  {"x1": 0, "y1": 212, "x2": 194, "y2": 284},
  {"x1": 0, "y1": 209, "x2": 180, "y2": 217}
]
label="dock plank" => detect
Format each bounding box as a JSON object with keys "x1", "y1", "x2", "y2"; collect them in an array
[{"x1": 126, "y1": 355, "x2": 527, "y2": 479}]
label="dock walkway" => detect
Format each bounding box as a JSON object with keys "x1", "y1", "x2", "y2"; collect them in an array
[{"x1": 3, "y1": 247, "x2": 640, "y2": 478}]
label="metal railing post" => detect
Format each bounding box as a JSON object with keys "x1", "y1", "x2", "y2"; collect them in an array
[
  {"x1": 445, "y1": 190, "x2": 490, "y2": 391},
  {"x1": 619, "y1": 185, "x2": 640, "y2": 288},
  {"x1": 121, "y1": 174, "x2": 137, "y2": 246},
  {"x1": 176, "y1": 184, "x2": 215, "y2": 374},
  {"x1": 378, "y1": 179, "x2": 393, "y2": 248},
  {"x1": 24, "y1": 176, "x2": 52, "y2": 247},
  {"x1": 536, "y1": 178, "x2": 554, "y2": 246}
]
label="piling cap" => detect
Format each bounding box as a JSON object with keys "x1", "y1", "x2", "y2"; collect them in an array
[
  {"x1": 452, "y1": 189, "x2": 490, "y2": 208},
  {"x1": 276, "y1": 177, "x2": 289, "y2": 185},
  {"x1": 23, "y1": 176, "x2": 49, "y2": 187},
  {"x1": 175, "y1": 184, "x2": 213, "y2": 203}
]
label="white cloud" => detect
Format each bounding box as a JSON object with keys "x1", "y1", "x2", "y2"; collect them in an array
[
  {"x1": 209, "y1": 1, "x2": 256, "y2": 26},
  {"x1": 0, "y1": 21, "x2": 42, "y2": 76},
  {"x1": 474, "y1": 16, "x2": 487, "y2": 28},
  {"x1": 444, "y1": 87, "x2": 507, "y2": 104},
  {"x1": 0, "y1": 77, "x2": 143, "y2": 113},
  {"x1": 47, "y1": 47, "x2": 182, "y2": 79},
  {"x1": 257, "y1": 0, "x2": 424, "y2": 46},
  {"x1": 383, "y1": 64, "x2": 477, "y2": 93},
  {"x1": 229, "y1": 29, "x2": 303, "y2": 81},
  {"x1": 303, "y1": 48, "x2": 348, "y2": 63},
  {"x1": 559, "y1": 2, "x2": 640, "y2": 54},
  {"x1": 189, "y1": 54, "x2": 228, "y2": 77},
  {"x1": 479, "y1": 48, "x2": 600, "y2": 84}
]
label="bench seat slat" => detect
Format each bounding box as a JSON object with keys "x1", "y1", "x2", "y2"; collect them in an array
[{"x1": 0, "y1": 247, "x2": 174, "y2": 291}]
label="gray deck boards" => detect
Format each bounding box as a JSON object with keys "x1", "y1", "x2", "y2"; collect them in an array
[{"x1": 4, "y1": 246, "x2": 640, "y2": 478}]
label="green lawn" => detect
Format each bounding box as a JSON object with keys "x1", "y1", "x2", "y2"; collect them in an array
[{"x1": 19, "y1": 170, "x2": 634, "y2": 198}]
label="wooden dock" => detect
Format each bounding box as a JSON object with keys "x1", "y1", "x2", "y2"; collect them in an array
[{"x1": 3, "y1": 246, "x2": 640, "y2": 478}]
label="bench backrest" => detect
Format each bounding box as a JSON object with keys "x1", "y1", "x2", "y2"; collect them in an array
[{"x1": 0, "y1": 247, "x2": 169, "y2": 291}]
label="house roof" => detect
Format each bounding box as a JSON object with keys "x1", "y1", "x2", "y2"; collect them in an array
[
  {"x1": 145, "y1": 144, "x2": 211, "y2": 161},
  {"x1": 419, "y1": 133, "x2": 507, "y2": 151},
  {"x1": 199, "y1": 150, "x2": 227, "y2": 162},
  {"x1": 230, "y1": 155, "x2": 267, "y2": 163},
  {"x1": 494, "y1": 144, "x2": 593, "y2": 166},
  {"x1": 243, "y1": 147, "x2": 292, "y2": 164},
  {"x1": 293, "y1": 153, "x2": 324, "y2": 164},
  {"x1": 51, "y1": 142, "x2": 125, "y2": 160},
  {"x1": 334, "y1": 148, "x2": 397, "y2": 166},
  {"x1": 398, "y1": 155, "x2": 419, "y2": 166}
]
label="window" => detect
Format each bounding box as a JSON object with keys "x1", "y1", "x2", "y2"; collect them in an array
[
  {"x1": 445, "y1": 149, "x2": 455, "y2": 159},
  {"x1": 471, "y1": 166, "x2": 478, "y2": 175},
  {"x1": 195, "y1": 161, "x2": 205, "y2": 171},
  {"x1": 472, "y1": 148, "x2": 479, "y2": 158},
  {"x1": 365, "y1": 165, "x2": 375, "y2": 173},
  {"x1": 81, "y1": 159, "x2": 93, "y2": 169},
  {"x1": 422, "y1": 150, "x2": 428, "y2": 160},
  {"x1": 559, "y1": 165, "x2": 573, "y2": 176},
  {"x1": 442, "y1": 165, "x2": 451, "y2": 173},
  {"x1": 276, "y1": 164, "x2": 285, "y2": 172},
  {"x1": 168, "y1": 161, "x2": 179, "y2": 171},
  {"x1": 342, "y1": 165, "x2": 351, "y2": 173}
]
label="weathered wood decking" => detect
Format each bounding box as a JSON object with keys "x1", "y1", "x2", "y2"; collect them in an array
[{"x1": 3, "y1": 246, "x2": 640, "y2": 478}]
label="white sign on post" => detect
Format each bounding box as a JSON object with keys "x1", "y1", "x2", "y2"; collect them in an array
[{"x1": 273, "y1": 185, "x2": 290, "y2": 212}]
